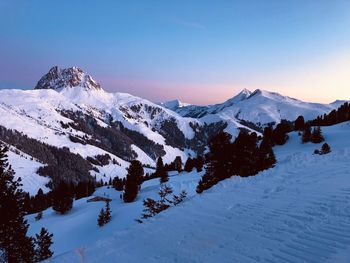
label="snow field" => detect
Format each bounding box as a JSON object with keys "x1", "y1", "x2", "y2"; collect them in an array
[{"x1": 45, "y1": 122, "x2": 350, "y2": 262}]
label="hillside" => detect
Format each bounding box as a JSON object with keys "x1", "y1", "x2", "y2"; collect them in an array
[{"x1": 30, "y1": 121, "x2": 350, "y2": 262}]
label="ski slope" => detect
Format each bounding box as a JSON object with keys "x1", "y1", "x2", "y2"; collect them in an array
[{"x1": 37, "y1": 121, "x2": 350, "y2": 262}]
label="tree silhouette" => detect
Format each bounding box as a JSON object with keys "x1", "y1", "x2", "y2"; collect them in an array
[
  {"x1": 52, "y1": 181, "x2": 73, "y2": 214},
  {"x1": 123, "y1": 160, "x2": 144, "y2": 203},
  {"x1": 0, "y1": 144, "x2": 35, "y2": 262},
  {"x1": 34, "y1": 228, "x2": 53, "y2": 261},
  {"x1": 294, "y1": 116, "x2": 305, "y2": 131}
]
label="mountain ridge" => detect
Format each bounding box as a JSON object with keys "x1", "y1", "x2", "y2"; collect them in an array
[{"x1": 0, "y1": 66, "x2": 347, "y2": 193}]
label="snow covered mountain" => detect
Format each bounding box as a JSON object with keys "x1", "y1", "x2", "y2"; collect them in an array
[
  {"x1": 0, "y1": 66, "x2": 345, "y2": 194},
  {"x1": 158, "y1": 99, "x2": 191, "y2": 111},
  {"x1": 163, "y1": 88, "x2": 343, "y2": 126},
  {"x1": 0, "y1": 67, "x2": 225, "y2": 193}
]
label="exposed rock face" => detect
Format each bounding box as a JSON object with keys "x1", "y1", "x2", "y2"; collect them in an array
[{"x1": 35, "y1": 66, "x2": 101, "y2": 90}]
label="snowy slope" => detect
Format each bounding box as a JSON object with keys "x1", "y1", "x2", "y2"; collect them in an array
[
  {"x1": 28, "y1": 170, "x2": 203, "y2": 256},
  {"x1": 220, "y1": 89, "x2": 342, "y2": 125},
  {"x1": 38, "y1": 121, "x2": 350, "y2": 262},
  {"x1": 5, "y1": 144, "x2": 51, "y2": 195}
]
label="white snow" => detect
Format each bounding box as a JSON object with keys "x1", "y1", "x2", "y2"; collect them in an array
[
  {"x1": 0, "y1": 87, "x2": 198, "y2": 169},
  {"x1": 131, "y1": 145, "x2": 155, "y2": 167},
  {"x1": 172, "y1": 88, "x2": 344, "y2": 127},
  {"x1": 28, "y1": 170, "x2": 203, "y2": 257},
  {"x1": 5, "y1": 145, "x2": 51, "y2": 195},
  {"x1": 158, "y1": 99, "x2": 191, "y2": 110},
  {"x1": 29, "y1": 121, "x2": 350, "y2": 262}
]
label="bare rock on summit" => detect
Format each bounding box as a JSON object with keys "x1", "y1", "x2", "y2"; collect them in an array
[{"x1": 35, "y1": 66, "x2": 101, "y2": 90}]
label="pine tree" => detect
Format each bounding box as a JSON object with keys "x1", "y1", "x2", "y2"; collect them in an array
[
  {"x1": 112, "y1": 176, "x2": 124, "y2": 191},
  {"x1": 184, "y1": 158, "x2": 194, "y2": 172},
  {"x1": 158, "y1": 184, "x2": 173, "y2": 208},
  {"x1": 258, "y1": 138, "x2": 276, "y2": 170},
  {"x1": 97, "y1": 207, "x2": 106, "y2": 227},
  {"x1": 262, "y1": 126, "x2": 274, "y2": 146},
  {"x1": 272, "y1": 121, "x2": 290, "y2": 145},
  {"x1": 141, "y1": 198, "x2": 159, "y2": 219},
  {"x1": 196, "y1": 132, "x2": 232, "y2": 193},
  {"x1": 33, "y1": 188, "x2": 46, "y2": 212},
  {"x1": 140, "y1": 184, "x2": 177, "y2": 221},
  {"x1": 310, "y1": 126, "x2": 324, "y2": 143},
  {"x1": 294, "y1": 116, "x2": 305, "y2": 131},
  {"x1": 156, "y1": 157, "x2": 168, "y2": 183},
  {"x1": 34, "y1": 228, "x2": 53, "y2": 262},
  {"x1": 0, "y1": 144, "x2": 35, "y2": 262},
  {"x1": 104, "y1": 201, "x2": 111, "y2": 224},
  {"x1": 123, "y1": 160, "x2": 144, "y2": 203},
  {"x1": 173, "y1": 156, "x2": 182, "y2": 172},
  {"x1": 159, "y1": 170, "x2": 169, "y2": 184},
  {"x1": 75, "y1": 181, "x2": 89, "y2": 200},
  {"x1": 172, "y1": 190, "x2": 187, "y2": 206},
  {"x1": 302, "y1": 124, "x2": 312, "y2": 143},
  {"x1": 97, "y1": 201, "x2": 112, "y2": 227},
  {"x1": 193, "y1": 156, "x2": 204, "y2": 172},
  {"x1": 52, "y1": 181, "x2": 73, "y2": 214}
]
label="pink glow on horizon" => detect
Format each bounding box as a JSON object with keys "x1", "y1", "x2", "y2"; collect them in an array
[
  {"x1": 99, "y1": 75, "x2": 349, "y2": 106},
  {"x1": 97, "y1": 50, "x2": 350, "y2": 105}
]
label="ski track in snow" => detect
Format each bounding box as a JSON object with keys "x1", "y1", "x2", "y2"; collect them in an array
[{"x1": 39, "y1": 122, "x2": 350, "y2": 262}]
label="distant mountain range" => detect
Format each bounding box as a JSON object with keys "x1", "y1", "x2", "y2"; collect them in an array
[
  {"x1": 159, "y1": 88, "x2": 345, "y2": 125},
  {"x1": 0, "y1": 66, "x2": 346, "y2": 193}
]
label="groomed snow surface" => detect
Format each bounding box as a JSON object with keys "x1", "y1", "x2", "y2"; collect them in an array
[{"x1": 29, "y1": 122, "x2": 350, "y2": 263}]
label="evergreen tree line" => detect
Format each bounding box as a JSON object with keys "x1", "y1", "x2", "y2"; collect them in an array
[
  {"x1": 0, "y1": 125, "x2": 93, "y2": 186},
  {"x1": 263, "y1": 120, "x2": 293, "y2": 146},
  {"x1": 197, "y1": 129, "x2": 277, "y2": 193},
  {"x1": 23, "y1": 180, "x2": 96, "y2": 215},
  {"x1": 183, "y1": 156, "x2": 204, "y2": 173},
  {"x1": 163, "y1": 156, "x2": 183, "y2": 172},
  {"x1": 309, "y1": 102, "x2": 350, "y2": 126},
  {"x1": 104, "y1": 155, "x2": 199, "y2": 195},
  {"x1": 0, "y1": 144, "x2": 53, "y2": 263},
  {"x1": 122, "y1": 155, "x2": 193, "y2": 204},
  {"x1": 293, "y1": 115, "x2": 325, "y2": 144},
  {"x1": 301, "y1": 125, "x2": 324, "y2": 144}
]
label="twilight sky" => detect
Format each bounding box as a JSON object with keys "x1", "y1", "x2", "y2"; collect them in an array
[{"x1": 1, "y1": 0, "x2": 350, "y2": 105}]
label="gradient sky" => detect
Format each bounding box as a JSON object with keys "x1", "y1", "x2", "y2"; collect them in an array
[{"x1": 1, "y1": 0, "x2": 350, "y2": 105}]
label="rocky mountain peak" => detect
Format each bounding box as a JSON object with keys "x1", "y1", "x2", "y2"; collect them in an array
[{"x1": 34, "y1": 66, "x2": 101, "y2": 91}]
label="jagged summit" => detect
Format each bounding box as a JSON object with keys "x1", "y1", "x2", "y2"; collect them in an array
[
  {"x1": 223, "y1": 88, "x2": 252, "y2": 104},
  {"x1": 238, "y1": 88, "x2": 252, "y2": 96},
  {"x1": 34, "y1": 66, "x2": 101, "y2": 91}
]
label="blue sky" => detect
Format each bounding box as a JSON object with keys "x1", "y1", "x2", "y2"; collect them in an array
[{"x1": 1, "y1": 0, "x2": 350, "y2": 104}]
